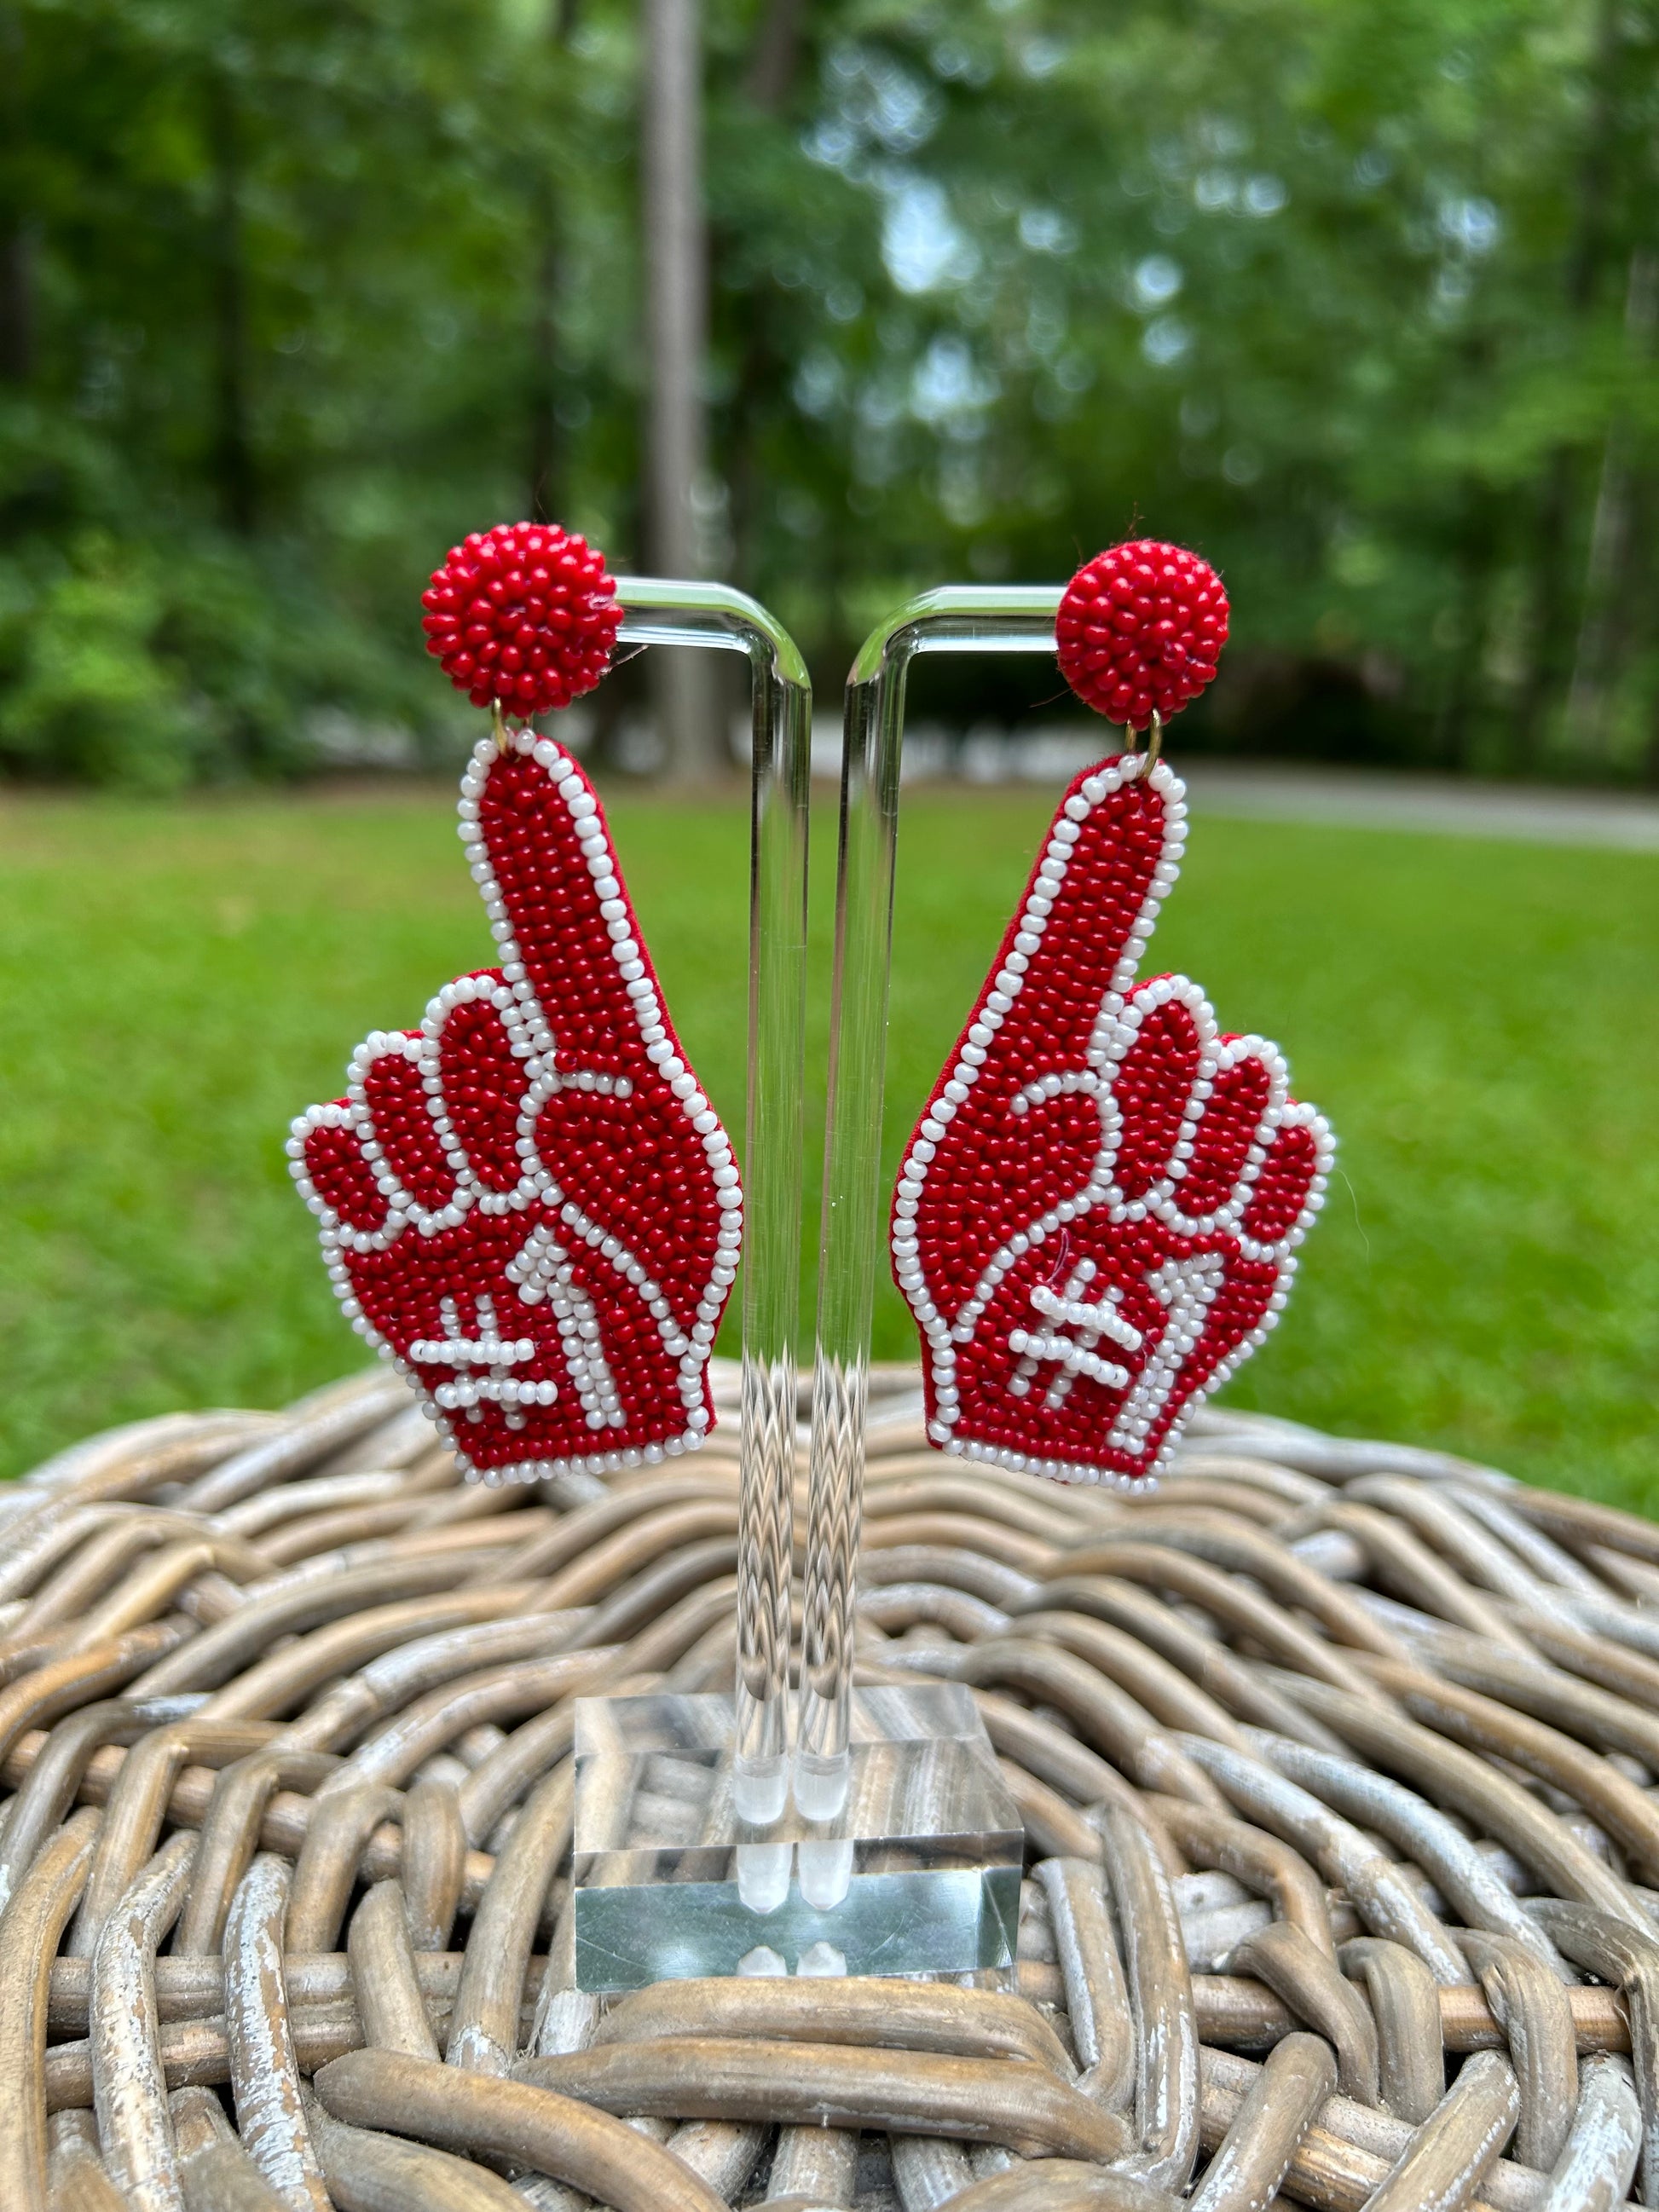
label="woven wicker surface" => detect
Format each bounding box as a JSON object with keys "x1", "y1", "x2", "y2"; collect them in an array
[{"x1": 3, "y1": 1363, "x2": 1656, "y2": 2212}]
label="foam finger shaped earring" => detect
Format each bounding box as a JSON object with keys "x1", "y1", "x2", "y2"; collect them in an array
[
  {"x1": 290, "y1": 522, "x2": 741, "y2": 1483},
  {"x1": 891, "y1": 540, "x2": 1333, "y2": 1487}
]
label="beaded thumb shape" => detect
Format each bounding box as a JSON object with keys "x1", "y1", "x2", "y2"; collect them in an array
[
  {"x1": 891, "y1": 544, "x2": 1332, "y2": 1487},
  {"x1": 289, "y1": 527, "x2": 740, "y2": 1483}
]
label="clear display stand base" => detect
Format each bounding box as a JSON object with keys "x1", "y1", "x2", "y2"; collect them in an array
[{"x1": 569, "y1": 1682, "x2": 1022, "y2": 1991}]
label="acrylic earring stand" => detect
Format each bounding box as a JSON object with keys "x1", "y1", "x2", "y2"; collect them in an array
[
  {"x1": 570, "y1": 585, "x2": 1060, "y2": 1990},
  {"x1": 567, "y1": 578, "x2": 813, "y2": 1986}
]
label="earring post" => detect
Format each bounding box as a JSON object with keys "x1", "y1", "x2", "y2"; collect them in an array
[
  {"x1": 568, "y1": 580, "x2": 1025, "y2": 1984},
  {"x1": 795, "y1": 584, "x2": 1065, "y2": 1819},
  {"x1": 615, "y1": 579, "x2": 811, "y2": 1825}
]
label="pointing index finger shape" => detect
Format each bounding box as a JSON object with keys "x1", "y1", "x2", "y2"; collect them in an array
[
  {"x1": 908, "y1": 755, "x2": 1186, "y2": 1310},
  {"x1": 893, "y1": 747, "x2": 1333, "y2": 1488},
  {"x1": 290, "y1": 723, "x2": 742, "y2": 1486},
  {"x1": 471, "y1": 740, "x2": 663, "y2": 1085},
  {"x1": 988, "y1": 759, "x2": 1183, "y2": 1085}
]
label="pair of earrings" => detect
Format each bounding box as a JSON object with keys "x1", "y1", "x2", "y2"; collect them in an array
[{"x1": 289, "y1": 523, "x2": 1331, "y2": 1491}]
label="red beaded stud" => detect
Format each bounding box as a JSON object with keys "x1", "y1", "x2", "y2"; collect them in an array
[
  {"x1": 421, "y1": 520, "x2": 622, "y2": 715},
  {"x1": 1056, "y1": 540, "x2": 1228, "y2": 729}
]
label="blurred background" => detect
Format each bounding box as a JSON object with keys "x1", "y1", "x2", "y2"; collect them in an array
[
  {"x1": 5, "y1": 0, "x2": 1659, "y2": 783},
  {"x1": 2, "y1": 0, "x2": 1656, "y2": 1510}
]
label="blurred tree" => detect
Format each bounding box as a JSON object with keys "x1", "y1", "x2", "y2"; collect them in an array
[
  {"x1": 0, "y1": 6, "x2": 32, "y2": 385},
  {"x1": 643, "y1": 0, "x2": 725, "y2": 777},
  {"x1": 1, "y1": 0, "x2": 1657, "y2": 783}
]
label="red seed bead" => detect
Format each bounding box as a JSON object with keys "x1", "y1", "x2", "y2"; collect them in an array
[
  {"x1": 424, "y1": 521, "x2": 621, "y2": 715},
  {"x1": 1056, "y1": 539, "x2": 1228, "y2": 730}
]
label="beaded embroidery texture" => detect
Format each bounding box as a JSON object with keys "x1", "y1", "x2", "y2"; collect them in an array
[
  {"x1": 890, "y1": 752, "x2": 1332, "y2": 1488},
  {"x1": 290, "y1": 726, "x2": 741, "y2": 1483}
]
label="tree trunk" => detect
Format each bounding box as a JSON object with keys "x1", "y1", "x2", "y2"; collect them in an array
[
  {"x1": 0, "y1": 221, "x2": 31, "y2": 384},
  {"x1": 0, "y1": 7, "x2": 30, "y2": 384},
  {"x1": 528, "y1": 187, "x2": 563, "y2": 524},
  {"x1": 724, "y1": 0, "x2": 808, "y2": 586},
  {"x1": 528, "y1": 0, "x2": 581, "y2": 524},
  {"x1": 1435, "y1": 515, "x2": 1494, "y2": 774},
  {"x1": 206, "y1": 68, "x2": 256, "y2": 536},
  {"x1": 1564, "y1": 246, "x2": 1657, "y2": 763},
  {"x1": 747, "y1": 0, "x2": 808, "y2": 111},
  {"x1": 1512, "y1": 0, "x2": 1621, "y2": 768},
  {"x1": 641, "y1": 0, "x2": 725, "y2": 779}
]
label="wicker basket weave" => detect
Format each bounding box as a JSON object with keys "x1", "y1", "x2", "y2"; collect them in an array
[{"x1": 3, "y1": 1361, "x2": 1656, "y2": 2212}]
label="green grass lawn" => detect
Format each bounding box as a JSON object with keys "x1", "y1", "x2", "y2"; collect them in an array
[{"x1": 2, "y1": 780, "x2": 1655, "y2": 1512}]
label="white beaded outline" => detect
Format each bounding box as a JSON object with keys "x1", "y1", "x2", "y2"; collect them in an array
[
  {"x1": 890, "y1": 751, "x2": 1334, "y2": 1491},
  {"x1": 287, "y1": 726, "x2": 743, "y2": 1485}
]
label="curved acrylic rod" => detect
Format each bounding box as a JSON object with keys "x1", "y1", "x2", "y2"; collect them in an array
[
  {"x1": 795, "y1": 583, "x2": 1066, "y2": 1820},
  {"x1": 615, "y1": 577, "x2": 811, "y2": 1825}
]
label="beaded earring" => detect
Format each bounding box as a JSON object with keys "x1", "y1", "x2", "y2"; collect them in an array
[
  {"x1": 890, "y1": 540, "x2": 1333, "y2": 1487},
  {"x1": 289, "y1": 523, "x2": 741, "y2": 1484}
]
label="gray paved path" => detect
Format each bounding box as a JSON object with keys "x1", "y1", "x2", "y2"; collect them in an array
[
  {"x1": 1177, "y1": 763, "x2": 1659, "y2": 851},
  {"x1": 818, "y1": 719, "x2": 1659, "y2": 849}
]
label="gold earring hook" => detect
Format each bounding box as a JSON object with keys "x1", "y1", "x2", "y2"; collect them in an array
[
  {"x1": 1123, "y1": 709, "x2": 1163, "y2": 767},
  {"x1": 492, "y1": 698, "x2": 511, "y2": 755}
]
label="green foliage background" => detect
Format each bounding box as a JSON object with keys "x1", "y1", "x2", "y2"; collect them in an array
[{"x1": 4, "y1": 0, "x2": 1659, "y2": 780}]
